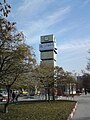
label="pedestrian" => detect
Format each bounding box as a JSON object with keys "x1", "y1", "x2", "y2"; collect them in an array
[
  {"x1": 12, "y1": 91, "x2": 15, "y2": 102},
  {"x1": 15, "y1": 92, "x2": 19, "y2": 102}
]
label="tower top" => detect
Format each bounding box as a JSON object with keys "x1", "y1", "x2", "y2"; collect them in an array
[{"x1": 40, "y1": 34, "x2": 56, "y2": 43}]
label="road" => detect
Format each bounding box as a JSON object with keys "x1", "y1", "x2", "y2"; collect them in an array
[{"x1": 73, "y1": 93, "x2": 90, "y2": 120}]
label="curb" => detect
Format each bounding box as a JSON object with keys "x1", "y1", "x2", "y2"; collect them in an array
[{"x1": 67, "y1": 102, "x2": 77, "y2": 120}]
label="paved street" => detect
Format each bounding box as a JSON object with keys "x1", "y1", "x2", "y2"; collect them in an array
[
  {"x1": 73, "y1": 93, "x2": 90, "y2": 120},
  {"x1": 18, "y1": 95, "x2": 75, "y2": 101}
]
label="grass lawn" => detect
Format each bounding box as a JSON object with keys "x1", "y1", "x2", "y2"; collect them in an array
[{"x1": 0, "y1": 101, "x2": 76, "y2": 120}]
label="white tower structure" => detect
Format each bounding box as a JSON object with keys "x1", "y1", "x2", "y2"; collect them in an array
[{"x1": 39, "y1": 34, "x2": 57, "y2": 67}]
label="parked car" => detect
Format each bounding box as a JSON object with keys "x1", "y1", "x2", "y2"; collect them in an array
[
  {"x1": 0, "y1": 94, "x2": 7, "y2": 102},
  {"x1": 19, "y1": 91, "x2": 29, "y2": 96},
  {"x1": 0, "y1": 90, "x2": 8, "y2": 97}
]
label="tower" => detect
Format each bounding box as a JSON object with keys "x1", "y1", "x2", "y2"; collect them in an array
[{"x1": 39, "y1": 34, "x2": 57, "y2": 67}]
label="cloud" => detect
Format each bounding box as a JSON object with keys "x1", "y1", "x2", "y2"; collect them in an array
[
  {"x1": 80, "y1": 0, "x2": 90, "y2": 7},
  {"x1": 22, "y1": 6, "x2": 71, "y2": 44},
  {"x1": 31, "y1": 6, "x2": 70, "y2": 31},
  {"x1": 58, "y1": 39, "x2": 90, "y2": 51},
  {"x1": 17, "y1": 0, "x2": 54, "y2": 16},
  {"x1": 57, "y1": 25, "x2": 77, "y2": 35},
  {"x1": 56, "y1": 38, "x2": 90, "y2": 73},
  {"x1": 11, "y1": 0, "x2": 71, "y2": 45}
]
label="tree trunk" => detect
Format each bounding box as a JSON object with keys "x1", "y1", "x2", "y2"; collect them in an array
[
  {"x1": 69, "y1": 84, "x2": 70, "y2": 95},
  {"x1": 85, "y1": 88, "x2": 87, "y2": 95},
  {"x1": 45, "y1": 88, "x2": 47, "y2": 100},
  {"x1": 72, "y1": 84, "x2": 73, "y2": 95},
  {"x1": 52, "y1": 87, "x2": 55, "y2": 101},
  {"x1": 4, "y1": 85, "x2": 10, "y2": 113},
  {"x1": 47, "y1": 87, "x2": 50, "y2": 102}
]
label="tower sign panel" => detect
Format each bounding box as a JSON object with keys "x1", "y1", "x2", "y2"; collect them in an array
[
  {"x1": 39, "y1": 43, "x2": 54, "y2": 51},
  {"x1": 40, "y1": 34, "x2": 56, "y2": 43}
]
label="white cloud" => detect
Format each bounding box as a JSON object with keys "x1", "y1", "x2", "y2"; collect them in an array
[
  {"x1": 58, "y1": 39, "x2": 90, "y2": 51},
  {"x1": 12, "y1": 0, "x2": 71, "y2": 45},
  {"x1": 22, "y1": 6, "x2": 71, "y2": 44},
  {"x1": 56, "y1": 38, "x2": 90, "y2": 73},
  {"x1": 57, "y1": 25, "x2": 77, "y2": 35},
  {"x1": 31, "y1": 6, "x2": 70, "y2": 31},
  {"x1": 17, "y1": 0, "x2": 54, "y2": 16}
]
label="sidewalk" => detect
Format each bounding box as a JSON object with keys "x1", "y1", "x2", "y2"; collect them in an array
[{"x1": 72, "y1": 93, "x2": 90, "y2": 120}]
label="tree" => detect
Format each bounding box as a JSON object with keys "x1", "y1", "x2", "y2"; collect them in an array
[
  {"x1": 0, "y1": 0, "x2": 36, "y2": 113},
  {"x1": 64, "y1": 72, "x2": 76, "y2": 95},
  {"x1": 54, "y1": 66, "x2": 66, "y2": 83},
  {"x1": 0, "y1": 0, "x2": 11, "y2": 17},
  {"x1": 33, "y1": 63, "x2": 54, "y2": 102},
  {"x1": 87, "y1": 49, "x2": 90, "y2": 71},
  {"x1": 81, "y1": 49, "x2": 90, "y2": 94},
  {"x1": 12, "y1": 63, "x2": 37, "y2": 95},
  {"x1": 76, "y1": 76, "x2": 83, "y2": 93},
  {"x1": 54, "y1": 66, "x2": 66, "y2": 96},
  {"x1": 82, "y1": 73, "x2": 90, "y2": 94},
  {"x1": 55, "y1": 66, "x2": 76, "y2": 96},
  {"x1": 0, "y1": 14, "x2": 36, "y2": 113}
]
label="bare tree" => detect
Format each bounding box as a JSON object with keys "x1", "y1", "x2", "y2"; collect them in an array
[{"x1": 87, "y1": 49, "x2": 90, "y2": 71}]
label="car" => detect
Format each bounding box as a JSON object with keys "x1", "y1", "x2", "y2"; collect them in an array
[
  {"x1": 19, "y1": 91, "x2": 29, "y2": 96},
  {"x1": 0, "y1": 90, "x2": 8, "y2": 97},
  {"x1": 0, "y1": 94, "x2": 7, "y2": 102}
]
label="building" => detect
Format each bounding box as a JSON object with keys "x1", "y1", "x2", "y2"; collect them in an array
[
  {"x1": 39, "y1": 34, "x2": 57, "y2": 99},
  {"x1": 39, "y1": 34, "x2": 76, "y2": 97},
  {"x1": 39, "y1": 34, "x2": 57, "y2": 67}
]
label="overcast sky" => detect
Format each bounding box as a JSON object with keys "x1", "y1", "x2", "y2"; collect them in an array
[{"x1": 7, "y1": 0, "x2": 90, "y2": 74}]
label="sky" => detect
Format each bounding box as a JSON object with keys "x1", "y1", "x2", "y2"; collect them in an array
[{"x1": 7, "y1": 0, "x2": 90, "y2": 74}]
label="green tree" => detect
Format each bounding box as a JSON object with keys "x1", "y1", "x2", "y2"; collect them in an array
[
  {"x1": 64, "y1": 72, "x2": 76, "y2": 95},
  {"x1": 0, "y1": 12, "x2": 36, "y2": 113},
  {"x1": 54, "y1": 66, "x2": 66, "y2": 96},
  {"x1": 33, "y1": 63, "x2": 54, "y2": 102},
  {"x1": 0, "y1": 19, "x2": 36, "y2": 113},
  {"x1": 55, "y1": 66, "x2": 76, "y2": 96}
]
